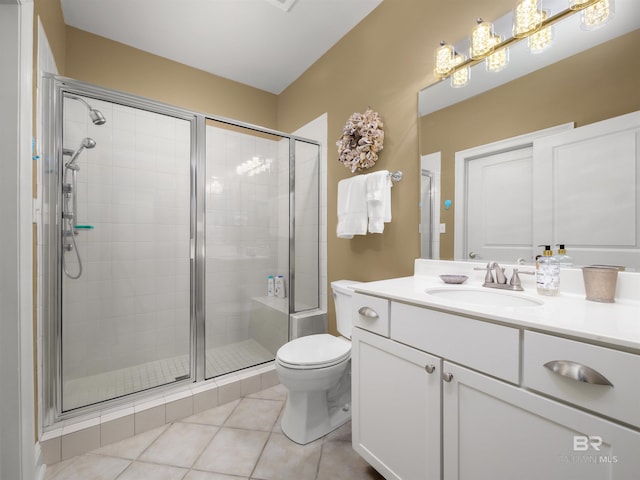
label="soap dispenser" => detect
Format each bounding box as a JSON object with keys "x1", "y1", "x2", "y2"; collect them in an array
[
  {"x1": 536, "y1": 245, "x2": 560, "y2": 296},
  {"x1": 554, "y1": 244, "x2": 573, "y2": 267}
]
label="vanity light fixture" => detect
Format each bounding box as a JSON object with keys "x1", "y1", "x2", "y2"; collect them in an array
[
  {"x1": 529, "y1": 10, "x2": 553, "y2": 53},
  {"x1": 471, "y1": 18, "x2": 495, "y2": 59},
  {"x1": 433, "y1": 0, "x2": 615, "y2": 87},
  {"x1": 568, "y1": 0, "x2": 600, "y2": 9},
  {"x1": 451, "y1": 53, "x2": 470, "y2": 88},
  {"x1": 434, "y1": 41, "x2": 455, "y2": 78},
  {"x1": 486, "y1": 35, "x2": 509, "y2": 72},
  {"x1": 581, "y1": 0, "x2": 614, "y2": 29},
  {"x1": 513, "y1": 0, "x2": 544, "y2": 38}
]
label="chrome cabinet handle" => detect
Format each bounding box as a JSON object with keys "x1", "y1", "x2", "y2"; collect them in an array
[
  {"x1": 543, "y1": 360, "x2": 613, "y2": 387},
  {"x1": 358, "y1": 306, "x2": 379, "y2": 319},
  {"x1": 442, "y1": 372, "x2": 454, "y2": 383},
  {"x1": 469, "y1": 251, "x2": 477, "y2": 259},
  {"x1": 425, "y1": 364, "x2": 435, "y2": 374}
]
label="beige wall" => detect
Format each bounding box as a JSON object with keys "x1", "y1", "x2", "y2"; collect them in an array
[
  {"x1": 419, "y1": 29, "x2": 640, "y2": 260},
  {"x1": 277, "y1": 0, "x2": 515, "y2": 333},
  {"x1": 64, "y1": 27, "x2": 278, "y2": 129},
  {"x1": 34, "y1": 0, "x2": 66, "y2": 74}
]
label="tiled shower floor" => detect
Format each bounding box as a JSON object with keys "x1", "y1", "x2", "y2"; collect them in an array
[
  {"x1": 45, "y1": 384, "x2": 385, "y2": 480},
  {"x1": 64, "y1": 339, "x2": 274, "y2": 410}
]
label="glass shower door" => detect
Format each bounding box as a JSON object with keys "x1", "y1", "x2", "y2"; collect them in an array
[
  {"x1": 204, "y1": 119, "x2": 290, "y2": 378},
  {"x1": 60, "y1": 94, "x2": 193, "y2": 411}
]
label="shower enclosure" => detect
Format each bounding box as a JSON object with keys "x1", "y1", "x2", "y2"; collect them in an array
[{"x1": 40, "y1": 75, "x2": 320, "y2": 424}]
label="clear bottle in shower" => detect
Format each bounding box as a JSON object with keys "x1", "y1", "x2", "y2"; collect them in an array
[{"x1": 267, "y1": 275, "x2": 275, "y2": 297}]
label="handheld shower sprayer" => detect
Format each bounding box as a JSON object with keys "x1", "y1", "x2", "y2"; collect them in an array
[
  {"x1": 64, "y1": 137, "x2": 96, "y2": 170},
  {"x1": 65, "y1": 94, "x2": 107, "y2": 125},
  {"x1": 61, "y1": 136, "x2": 97, "y2": 280}
]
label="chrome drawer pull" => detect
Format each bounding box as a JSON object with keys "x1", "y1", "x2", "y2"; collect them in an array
[
  {"x1": 425, "y1": 364, "x2": 435, "y2": 374},
  {"x1": 543, "y1": 360, "x2": 613, "y2": 387},
  {"x1": 442, "y1": 372, "x2": 454, "y2": 383},
  {"x1": 358, "y1": 306, "x2": 379, "y2": 319}
]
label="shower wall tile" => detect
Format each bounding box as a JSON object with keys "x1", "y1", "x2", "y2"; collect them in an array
[{"x1": 63, "y1": 106, "x2": 191, "y2": 383}]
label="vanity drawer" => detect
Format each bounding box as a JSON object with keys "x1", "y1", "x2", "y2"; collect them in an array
[
  {"x1": 352, "y1": 293, "x2": 389, "y2": 337},
  {"x1": 390, "y1": 302, "x2": 519, "y2": 383},
  {"x1": 523, "y1": 331, "x2": 640, "y2": 428}
]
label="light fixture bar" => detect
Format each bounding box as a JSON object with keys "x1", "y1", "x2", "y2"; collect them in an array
[{"x1": 440, "y1": 5, "x2": 585, "y2": 80}]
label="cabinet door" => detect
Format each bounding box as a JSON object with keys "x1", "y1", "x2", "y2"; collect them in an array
[
  {"x1": 352, "y1": 327, "x2": 441, "y2": 480},
  {"x1": 442, "y1": 362, "x2": 640, "y2": 480}
]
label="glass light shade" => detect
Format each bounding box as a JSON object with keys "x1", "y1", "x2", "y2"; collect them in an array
[
  {"x1": 470, "y1": 18, "x2": 495, "y2": 59},
  {"x1": 528, "y1": 10, "x2": 553, "y2": 53},
  {"x1": 581, "y1": 0, "x2": 614, "y2": 30},
  {"x1": 451, "y1": 54, "x2": 469, "y2": 88},
  {"x1": 513, "y1": 0, "x2": 543, "y2": 38},
  {"x1": 569, "y1": 0, "x2": 599, "y2": 10},
  {"x1": 435, "y1": 41, "x2": 455, "y2": 78},
  {"x1": 486, "y1": 35, "x2": 509, "y2": 72}
]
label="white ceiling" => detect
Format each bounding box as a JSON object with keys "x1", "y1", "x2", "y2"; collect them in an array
[{"x1": 60, "y1": 0, "x2": 383, "y2": 94}]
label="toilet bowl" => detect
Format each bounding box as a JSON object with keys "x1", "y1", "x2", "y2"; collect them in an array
[{"x1": 275, "y1": 280, "x2": 359, "y2": 444}]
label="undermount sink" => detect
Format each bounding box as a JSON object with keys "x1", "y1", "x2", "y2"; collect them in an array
[{"x1": 424, "y1": 287, "x2": 544, "y2": 307}]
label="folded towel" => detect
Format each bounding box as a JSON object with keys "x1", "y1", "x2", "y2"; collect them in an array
[
  {"x1": 366, "y1": 170, "x2": 392, "y2": 233},
  {"x1": 337, "y1": 175, "x2": 369, "y2": 238}
]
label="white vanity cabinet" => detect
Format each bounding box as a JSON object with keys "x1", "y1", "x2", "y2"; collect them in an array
[
  {"x1": 351, "y1": 326, "x2": 441, "y2": 480},
  {"x1": 351, "y1": 293, "x2": 640, "y2": 480},
  {"x1": 442, "y1": 361, "x2": 640, "y2": 480}
]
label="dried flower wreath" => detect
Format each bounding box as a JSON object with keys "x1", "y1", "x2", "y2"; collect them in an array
[{"x1": 336, "y1": 109, "x2": 384, "y2": 173}]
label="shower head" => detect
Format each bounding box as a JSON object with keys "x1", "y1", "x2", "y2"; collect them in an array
[
  {"x1": 66, "y1": 94, "x2": 107, "y2": 125},
  {"x1": 65, "y1": 137, "x2": 96, "y2": 170},
  {"x1": 89, "y1": 108, "x2": 107, "y2": 126}
]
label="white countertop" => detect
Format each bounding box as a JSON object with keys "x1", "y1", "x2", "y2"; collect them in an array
[{"x1": 353, "y1": 260, "x2": 640, "y2": 351}]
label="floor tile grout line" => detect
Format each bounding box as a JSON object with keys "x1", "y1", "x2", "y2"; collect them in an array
[
  {"x1": 186, "y1": 418, "x2": 226, "y2": 473},
  {"x1": 248, "y1": 428, "x2": 276, "y2": 480},
  {"x1": 247, "y1": 399, "x2": 287, "y2": 480}
]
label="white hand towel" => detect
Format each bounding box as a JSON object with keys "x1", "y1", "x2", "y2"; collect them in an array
[
  {"x1": 337, "y1": 175, "x2": 368, "y2": 239},
  {"x1": 366, "y1": 170, "x2": 392, "y2": 234}
]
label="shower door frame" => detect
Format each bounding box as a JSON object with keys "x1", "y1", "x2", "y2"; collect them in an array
[{"x1": 41, "y1": 75, "x2": 321, "y2": 427}]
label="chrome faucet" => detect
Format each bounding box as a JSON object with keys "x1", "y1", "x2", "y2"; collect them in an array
[
  {"x1": 491, "y1": 262, "x2": 508, "y2": 284},
  {"x1": 476, "y1": 262, "x2": 534, "y2": 292}
]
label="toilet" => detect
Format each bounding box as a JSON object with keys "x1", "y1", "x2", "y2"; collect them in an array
[{"x1": 275, "y1": 280, "x2": 359, "y2": 445}]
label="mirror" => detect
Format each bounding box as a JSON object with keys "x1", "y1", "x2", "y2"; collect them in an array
[{"x1": 418, "y1": 0, "x2": 640, "y2": 269}]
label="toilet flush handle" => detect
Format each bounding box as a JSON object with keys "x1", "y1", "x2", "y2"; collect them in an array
[{"x1": 358, "y1": 306, "x2": 379, "y2": 319}]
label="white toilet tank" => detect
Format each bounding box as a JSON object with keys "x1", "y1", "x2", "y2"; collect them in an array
[{"x1": 331, "y1": 280, "x2": 360, "y2": 339}]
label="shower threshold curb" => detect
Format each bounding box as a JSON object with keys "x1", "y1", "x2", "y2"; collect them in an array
[{"x1": 40, "y1": 363, "x2": 278, "y2": 465}]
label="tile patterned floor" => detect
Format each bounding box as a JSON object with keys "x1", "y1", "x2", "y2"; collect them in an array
[
  {"x1": 45, "y1": 384, "x2": 385, "y2": 480},
  {"x1": 63, "y1": 340, "x2": 274, "y2": 410}
]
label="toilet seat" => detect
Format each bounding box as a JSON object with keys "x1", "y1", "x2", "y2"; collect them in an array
[{"x1": 276, "y1": 334, "x2": 351, "y2": 370}]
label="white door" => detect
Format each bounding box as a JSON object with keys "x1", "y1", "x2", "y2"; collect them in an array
[
  {"x1": 466, "y1": 147, "x2": 534, "y2": 263},
  {"x1": 533, "y1": 110, "x2": 640, "y2": 268},
  {"x1": 454, "y1": 123, "x2": 573, "y2": 263},
  {"x1": 352, "y1": 327, "x2": 441, "y2": 480},
  {"x1": 442, "y1": 362, "x2": 640, "y2": 480}
]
